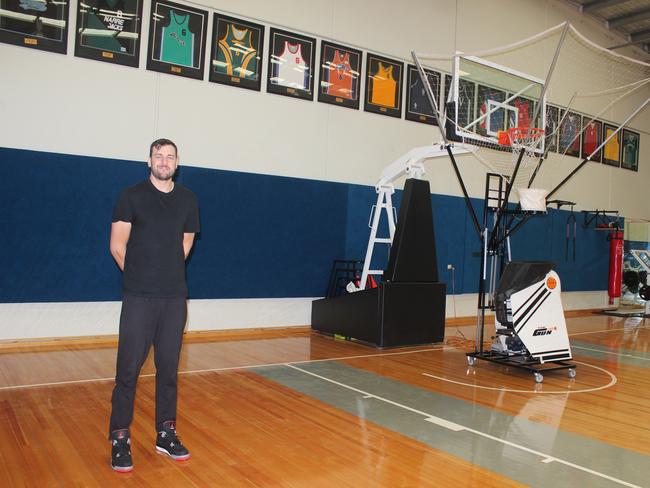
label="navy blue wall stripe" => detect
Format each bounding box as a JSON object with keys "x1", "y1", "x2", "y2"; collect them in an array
[{"x1": 0, "y1": 147, "x2": 609, "y2": 303}]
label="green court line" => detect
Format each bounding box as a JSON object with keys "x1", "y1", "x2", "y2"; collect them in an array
[{"x1": 255, "y1": 361, "x2": 648, "y2": 488}]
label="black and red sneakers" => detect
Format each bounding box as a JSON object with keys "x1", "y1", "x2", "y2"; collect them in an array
[{"x1": 155, "y1": 420, "x2": 190, "y2": 461}]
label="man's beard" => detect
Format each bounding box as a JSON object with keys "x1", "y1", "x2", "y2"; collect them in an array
[{"x1": 151, "y1": 165, "x2": 174, "y2": 181}]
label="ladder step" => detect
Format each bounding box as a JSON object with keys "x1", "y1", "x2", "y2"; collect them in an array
[
  {"x1": 368, "y1": 270, "x2": 384, "y2": 275},
  {"x1": 373, "y1": 238, "x2": 392, "y2": 243}
]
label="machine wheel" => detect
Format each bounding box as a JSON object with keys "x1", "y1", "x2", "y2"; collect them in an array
[
  {"x1": 467, "y1": 356, "x2": 477, "y2": 366},
  {"x1": 534, "y1": 372, "x2": 544, "y2": 383},
  {"x1": 568, "y1": 368, "x2": 576, "y2": 379}
]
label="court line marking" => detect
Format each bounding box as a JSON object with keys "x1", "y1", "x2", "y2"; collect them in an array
[
  {"x1": 0, "y1": 322, "x2": 646, "y2": 391},
  {"x1": 285, "y1": 363, "x2": 640, "y2": 488},
  {"x1": 0, "y1": 346, "x2": 447, "y2": 391},
  {"x1": 422, "y1": 360, "x2": 617, "y2": 394}
]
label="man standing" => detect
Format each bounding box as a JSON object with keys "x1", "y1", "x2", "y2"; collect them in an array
[{"x1": 109, "y1": 138, "x2": 200, "y2": 472}]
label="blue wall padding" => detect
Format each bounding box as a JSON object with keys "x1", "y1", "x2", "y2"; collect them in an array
[{"x1": 0, "y1": 147, "x2": 610, "y2": 302}]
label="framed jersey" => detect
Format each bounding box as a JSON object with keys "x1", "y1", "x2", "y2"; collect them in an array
[
  {"x1": 444, "y1": 74, "x2": 476, "y2": 131},
  {"x1": 0, "y1": 0, "x2": 69, "y2": 53},
  {"x1": 559, "y1": 110, "x2": 581, "y2": 158},
  {"x1": 364, "y1": 53, "x2": 403, "y2": 118},
  {"x1": 317, "y1": 40, "x2": 361, "y2": 110},
  {"x1": 74, "y1": 0, "x2": 143, "y2": 67},
  {"x1": 545, "y1": 104, "x2": 559, "y2": 153},
  {"x1": 209, "y1": 14, "x2": 264, "y2": 91},
  {"x1": 267, "y1": 28, "x2": 315, "y2": 101},
  {"x1": 476, "y1": 85, "x2": 505, "y2": 137},
  {"x1": 581, "y1": 118, "x2": 602, "y2": 163},
  {"x1": 405, "y1": 65, "x2": 440, "y2": 125},
  {"x1": 146, "y1": 0, "x2": 207, "y2": 80},
  {"x1": 602, "y1": 123, "x2": 621, "y2": 167},
  {"x1": 621, "y1": 129, "x2": 639, "y2": 172}
]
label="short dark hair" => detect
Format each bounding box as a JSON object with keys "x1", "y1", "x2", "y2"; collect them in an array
[{"x1": 149, "y1": 138, "x2": 178, "y2": 157}]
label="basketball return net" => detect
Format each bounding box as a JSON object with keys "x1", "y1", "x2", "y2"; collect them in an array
[{"x1": 413, "y1": 21, "x2": 650, "y2": 205}]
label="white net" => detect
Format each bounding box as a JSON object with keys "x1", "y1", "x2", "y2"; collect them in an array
[{"x1": 415, "y1": 21, "x2": 650, "y2": 195}]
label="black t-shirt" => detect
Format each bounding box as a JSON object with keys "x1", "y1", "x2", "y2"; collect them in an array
[{"x1": 112, "y1": 179, "x2": 200, "y2": 297}]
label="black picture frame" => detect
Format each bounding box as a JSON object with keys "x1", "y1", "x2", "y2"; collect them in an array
[
  {"x1": 74, "y1": 0, "x2": 144, "y2": 67},
  {"x1": 602, "y1": 123, "x2": 622, "y2": 167},
  {"x1": 559, "y1": 110, "x2": 581, "y2": 157},
  {"x1": 405, "y1": 65, "x2": 440, "y2": 125},
  {"x1": 581, "y1": 118, "x2": 602, "y2": 163},
  {"x1": 621, "y1": 128, "x2": 640, "y2": 171},
  {"x1": 545, "y1": 105, "x2": 559, "y2": 153},
  {"x1": 209, "y1": 14, "x2": 264, "y2": 91},
  {"x1": 0, "y1": 0, "x2": 69, "y2": 53},
  {"x1": 364, "y1": 53, "x2": 403, "y2": 118},
  {"x1": 266, "y1": 28, "x2": 315, "y2": 101},
  {"x1": 146, "y1": 0, "x2": 208, "y2": 80},
  {"x1": 317, "y1": 40, "x2": 361, "y2": 110}
]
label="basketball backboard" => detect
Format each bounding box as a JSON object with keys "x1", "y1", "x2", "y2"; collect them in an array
[{"x1": 446, "y1": 55, "x2": 546, "y2": 154}]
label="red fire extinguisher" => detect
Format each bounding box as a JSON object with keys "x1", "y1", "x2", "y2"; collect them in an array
[{"x1": 608, "y1": 229, "x2": 624, "y2": 305}]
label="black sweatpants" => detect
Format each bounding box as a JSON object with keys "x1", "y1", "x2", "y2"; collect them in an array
[{"x1": 109, "y1": 295, "x2": 187, "y2": 436}]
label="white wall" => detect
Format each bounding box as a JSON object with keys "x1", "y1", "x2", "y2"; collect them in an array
[{"x1": 0, "y1": 0, "x2": 646, "y2": 339}]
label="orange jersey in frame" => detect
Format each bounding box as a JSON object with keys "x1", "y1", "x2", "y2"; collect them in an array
[
  {"x1": 327, "y1": 50, "x2": 353, "y2": 99},
  {"x1": 371, "y1": 62, "x2": 396, "y2": 107}
]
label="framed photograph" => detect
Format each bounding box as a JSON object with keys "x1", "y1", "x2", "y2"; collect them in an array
[
  {"x1": 602, "y1": 123, "x2": 621, "y2": 167},
  {"x1": 364, "y1": 53, "x2": 403, "y2": 118},
  {"x1": 621, "y1": 129, "x2": 640, "y2": 171},
  {"x1": 209, "y1": 14, "x2": 264, "y2": 91},
  {"x1": 317, "y1": 40, "x2": 361, "y2": 110},
  {"x1": 581, "y1": 118, "x2": 602, "y2": 163},
  {"x1": 0, "y1": 0, "x2": 69, "y2": 53},
  {"x1": 75, "y1": 0, "x2": 143, "y2": 67},
  {"x1": 405, "y1": 65, "x2": 440, "y2": 125},
  {"x1": 558, "y1": 110, "x2": 581, "y2": 157},
  {"x1": 545, "y1": 105, "x2": 559, "y2": 153},
  {"x1": 476, "y1": 85, "x2": 505, "y2": 137},
  {"x1": 267, "y1": 28, "x2": 315, "y2": 100},
  {"x1": 146, "y1": 0, "x2": 207, "y2": 80}
]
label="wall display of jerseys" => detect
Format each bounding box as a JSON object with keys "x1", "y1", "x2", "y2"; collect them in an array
[
  {"x1": 581, "y1": 118, "x2": 602, "y2": 163},
  {"x1": 405, "y1": 65, "x2": 440, "y2": 125},
  {"x1": 476, "y1": 85, "x2": 505, "y2": 137},
  {"x1": 545, "y1": 104, "x2": 559, "y2": 153},
  {"x1": 317, "y1": 40, "x2": 361, "y2": 110},
  {"x1": 75, "y1": 0, "x2": 143, "y2": 66},
  {"x1": 621, "y1": 129, "x2": 639, "y2": 171},
  {"x1": 558, "y1": 110, "x2": 581, "y2": 157},
  {"x1": 267, "y1": 28, "x2": 315, "y2": 100},
  {"x1": 146, "y1": 0, "x2": 207, "y2": 79},
  {"x1": 364, "y1": 53, "x2": 403, "y2": 118},
  {"x1": 603, "y1": 123, "x2": 621, "y2": 167},
  {"x1": 210, "y1": 14, "x2": 264, "y2": 91},
  {"x1": 0, "y1": 0, "x2": 69, "y2": 53}
]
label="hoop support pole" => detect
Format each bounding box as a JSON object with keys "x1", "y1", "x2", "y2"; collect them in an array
[{"x1": 447, "y1": 145, "x2": 481, "y2": 237}]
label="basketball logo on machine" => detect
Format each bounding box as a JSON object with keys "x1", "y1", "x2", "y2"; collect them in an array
[{"x1": 547, "y1": 277, "x2": 557, "y2": 289}]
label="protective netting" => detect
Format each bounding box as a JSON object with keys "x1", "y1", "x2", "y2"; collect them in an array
[{"x1": 415, "y1": 22, "x2": 650, "y2": 195}]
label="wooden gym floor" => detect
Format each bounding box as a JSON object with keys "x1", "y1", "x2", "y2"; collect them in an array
[{"x1": 1, "y1": 315, "x2": 649, "y2": 487}]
